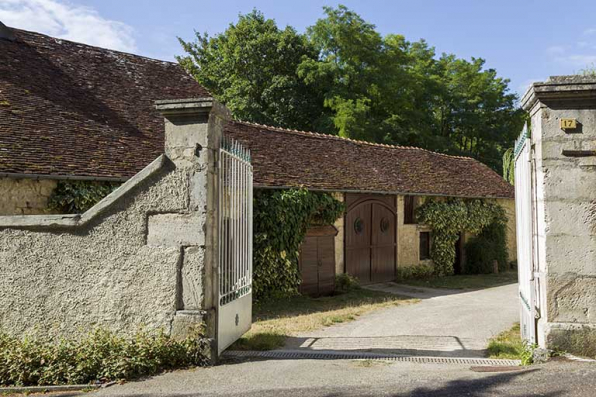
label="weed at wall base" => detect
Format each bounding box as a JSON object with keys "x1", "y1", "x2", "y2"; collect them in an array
[{"x1": 0, "y1": 327, "x2": 210, "y2": 387}]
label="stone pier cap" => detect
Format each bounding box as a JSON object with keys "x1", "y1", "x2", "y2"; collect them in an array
[{"x1": 522, "y1": 75, "x2": 596, "y2": 111}]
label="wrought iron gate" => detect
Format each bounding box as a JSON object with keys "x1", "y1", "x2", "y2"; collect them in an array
[
  {"x1": 514, "y1": 124, "x2": 537, "y2": 344},
  {"x1": 217, "y1": 137, "x2": 253, "y2": 354}
]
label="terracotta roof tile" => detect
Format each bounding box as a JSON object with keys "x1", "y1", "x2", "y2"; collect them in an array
[
  {"x1": 224, "y1": 121, "x2": 514, "y2": 199},
  {"x1": 0, "y1": 27, "x2": 210, "y2": 180}
]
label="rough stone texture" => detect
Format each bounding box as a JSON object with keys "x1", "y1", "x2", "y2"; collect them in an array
[
  {"x1": 522, "y1": 75, "x2": 596, "y2": 350},
  {"x1": 332, "y1": 192, "x2": 345, "y2": 275},
  {"x1": 396, "y1": 195, "x2": 431, "y2": 268},
  {"x1": 147, "y1": 213, "x2": 206, "y2": 248},
  {"x1": 181, "y1": 246, "x2": 206, "y2": 310},
  {"x1": 0, "y1": 166, "x2": 189, "y2": 337},
  {"x1": 0, "y1": 98, "x2": 222, "y2": 342},
  {"x1": 0, "y1": 177, "x2": 57, "y2": 215}
]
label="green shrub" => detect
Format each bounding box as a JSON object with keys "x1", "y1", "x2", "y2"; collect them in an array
[
  {"x1": 253, "y1": 188, "x2": 344, "y2": 301},
  {"x1": 464, "y1": 220, "x2": 509, "y2": 274},
  {"x1": 48, "y1": 181, "x2": 120, "y2": 214},
  {"x1": 396, "y1": 264, "x2": 435, "y2": 280},
  {"x1": 335, "y1": 273, "x2": 360, "y2": 293},
  {"x1": 0, "y1": 327, "x2": 209, "y2": 387}
]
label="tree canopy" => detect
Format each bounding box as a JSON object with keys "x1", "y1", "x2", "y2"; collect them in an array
[{"x1": 178, "y1": 6, "x2": 524, "y2": 172}]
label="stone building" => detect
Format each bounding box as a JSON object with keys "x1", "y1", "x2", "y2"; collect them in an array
[
  {"x1": 519, "y1": 76, "x2": 596, "y2": 354},
  {"x1": 0, "y1": 22, "x2": 517, "y2": 341}
]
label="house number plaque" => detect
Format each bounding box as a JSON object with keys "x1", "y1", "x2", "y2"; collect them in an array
[{"x1": 560, "y1": 118, "x2": 577, "y2": 130}]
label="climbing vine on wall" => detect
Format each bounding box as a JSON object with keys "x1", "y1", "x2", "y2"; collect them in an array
[
  {"x1": 48, "y1": 181, "x2": 121, "y2": 214},
  {"x1": 253, "y1": 188, "x2": 345, "y2": 301},
  {"x1": 415, "y1": 199, "x2": 507, "y2": 276}
]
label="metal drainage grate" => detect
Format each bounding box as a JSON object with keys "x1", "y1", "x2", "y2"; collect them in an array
[{"x1": 224, "y1": 350, "x2": 521, "y2": 366}]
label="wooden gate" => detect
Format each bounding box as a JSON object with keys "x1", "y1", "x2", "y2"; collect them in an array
[
  {"x1": 345, "y1": 194, "x2": 396, "y2": 284},
  {"x1": 514, "y1": 124, "x2": 537, "y2": 344}
]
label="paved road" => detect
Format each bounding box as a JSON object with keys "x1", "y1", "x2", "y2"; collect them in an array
[
  {"x1": 285, "y1": 283, "x2": 520, "y2": 357},
  {"x1": 92, "y1": 358, "x2": 596, "y2": 397}
]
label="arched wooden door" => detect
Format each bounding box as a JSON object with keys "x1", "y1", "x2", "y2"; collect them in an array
[{"x1": 345, "y1": 195, "x2": 396, "y2": 284}]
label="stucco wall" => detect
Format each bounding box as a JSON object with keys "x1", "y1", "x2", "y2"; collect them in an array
[
  {"x1": 0, "y1": 177, "x2": 57, "y2": 215},
  {"x1": 0, "y1": 165, "x2": 193, "y2": 337},
  {"x1": 0, "y1": 99, "x2": 221, "y2": 341}
]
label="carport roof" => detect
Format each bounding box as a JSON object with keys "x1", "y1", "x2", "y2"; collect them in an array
[{"x1": 224, "y1": 121, "x2": 515, "y2": 199}]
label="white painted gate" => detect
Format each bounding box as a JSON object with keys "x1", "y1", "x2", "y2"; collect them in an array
[
  {"x1": 217, "y1": 137, "x2": 253, "y2": 354},
  {"x1": 514, "y1": 124, "x2": 537, "y2": 344}
]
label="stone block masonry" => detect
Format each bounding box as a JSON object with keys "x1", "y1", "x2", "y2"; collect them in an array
[
  {"x1": 0, "y1": 98, "x2": 223, "y2": 349},
  {"x1": 0, "y1": 177, "x2": 57, "y2": 215},
  {"x1": 521, "y1": 76, "x2": 596, "y2": 354}
]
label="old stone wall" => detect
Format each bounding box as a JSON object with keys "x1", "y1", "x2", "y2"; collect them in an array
[
  {"x1": 0, "y1": 163, "x2": 193, "y2": 337},
  {"x1": 332, "y1": 192, "x2": 345, "y2": 275},
  {"x1": 396, "y1": 195, "x2": 432, "y2": 268},
  {"x1": 0, "y1": 99, "x2": 221, "y2": 341},
  {"x1": 0, "y1": 177, "x2": 57, "y2": 215}
]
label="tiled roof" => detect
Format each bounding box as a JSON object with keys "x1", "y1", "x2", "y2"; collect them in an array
[
  {"x1": 224, "y1": 121, "x2": 514, "y2": 199},
  {"x1": 0, "y1": 27, "x2": 210, "y2": 180},
  {"x1": 1, "y1": 27, "x2": 513, "y2": 199}
]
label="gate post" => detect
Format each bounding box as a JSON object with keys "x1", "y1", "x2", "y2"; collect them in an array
[
  {"x1": 521, "y1": 76, "x2": 596, "y2": 353},
  {"x1": 155, "y1": 98, "x2": 229, "y2": 361}
]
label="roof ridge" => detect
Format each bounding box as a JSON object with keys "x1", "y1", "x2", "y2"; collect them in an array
[
  {"x1": 11, "y1": 26, "x2": 178, "y2": 66},
  {"x1": 235, "y1": 120, "x2": 475, "y2": 161}
]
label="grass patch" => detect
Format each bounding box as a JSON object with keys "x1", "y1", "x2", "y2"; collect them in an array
[
  {"x1": 232, "y1": 288, "x2": 417, "y2": 351},
  {"x1": 487, "y1": 323, "x2": 525, "y2": 360},
  {"x1": 401, "y1": 271, "x2": 517, "y2": 290}
]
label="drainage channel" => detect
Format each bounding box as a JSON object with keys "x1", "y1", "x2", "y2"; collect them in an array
[{"x1": 224, "y1": 350, "x2": 521, "y2": 366}]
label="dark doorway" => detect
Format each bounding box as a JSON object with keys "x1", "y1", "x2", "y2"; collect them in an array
[{"x1": 454, "y1": 233, "x2": 464, "y2": 274}]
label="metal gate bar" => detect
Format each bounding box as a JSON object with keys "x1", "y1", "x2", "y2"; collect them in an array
[{"x1": 219, "y1": 137, "x2": 253, "y2": 306}]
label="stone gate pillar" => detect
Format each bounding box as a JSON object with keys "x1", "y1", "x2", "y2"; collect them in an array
[
  {"x1": 154, "y1": 98, "x2": 228, "y2": 351},
  {"x1": 522, "y1": 76, "x2": 596, "y2": 354}
]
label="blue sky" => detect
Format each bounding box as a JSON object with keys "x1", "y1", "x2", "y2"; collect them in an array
[{"x1": 3, "y1": 0, "x2": 596, "y2": 97}]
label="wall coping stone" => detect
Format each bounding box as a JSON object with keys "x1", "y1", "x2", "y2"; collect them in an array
[
  {"x1": 522, "y1": 75, "x2": 596, "y2": 111},
  {"x1": 0, "y1": 155, "x2": 167, "y2": 228}
]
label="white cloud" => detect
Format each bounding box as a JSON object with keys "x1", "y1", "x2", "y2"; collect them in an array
[
  {"x1": 0, "y1": 0, "x2": 136, "y2": 53},
  {"x1": 584, "y1": 28, "x2": 596, "y2": 35}
]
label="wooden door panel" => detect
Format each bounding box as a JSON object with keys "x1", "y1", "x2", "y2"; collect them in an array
[
  {"x1": 299, "y1": 236, "x2": 319, "y2": 295},
  {"x1": 372, "y1": 246, "x2": 395, "y2": 283},
  {"x1": 345, "y1": 203, "x2": 372, "y2": 248},
  {"x1": 371, "y1": 203, "x2": 396, "y2": 282},
  {"x1": 346, "y1": 247, "x2": 371, "y2": 284},
  {"x1": 372, "y1": 204, "x2": 396, "y2": 247},
  {"x1": 318, "y1": 236, "x2": 336, "y2": 295}
]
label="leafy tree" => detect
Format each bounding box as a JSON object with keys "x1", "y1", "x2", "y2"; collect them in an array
[
  {"x1": 179, "y1": 5, "x2": 525, "y2": 172},
  {"x1": 178, "y1": 10, "x2": 327, "y2": 131}
]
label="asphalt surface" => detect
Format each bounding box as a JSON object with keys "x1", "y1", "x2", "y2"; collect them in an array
[
  {"x1": 89, "y1": 357, "x2": 596, "y2": 397},
  {"x1": 285, "y1": 283, "x2": 520, "y2": 357}
]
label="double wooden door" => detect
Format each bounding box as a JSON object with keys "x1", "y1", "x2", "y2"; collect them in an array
[{"x1": 345, "y1": 195, "x2": 396, "y2": 284}]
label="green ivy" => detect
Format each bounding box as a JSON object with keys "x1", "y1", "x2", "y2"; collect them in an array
[
  {"x1": 253, "y1": 188, "x2": 344, "y2": 301},
  {"x1": 415, "y1": 198, "x2": 507, "y2": 276},
  {"x1": 465, "y1": 220, "x2": 509, "y2": 274},
  {"x1": 48, "y1": 181, "x2": 121, "y2": 214}
]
